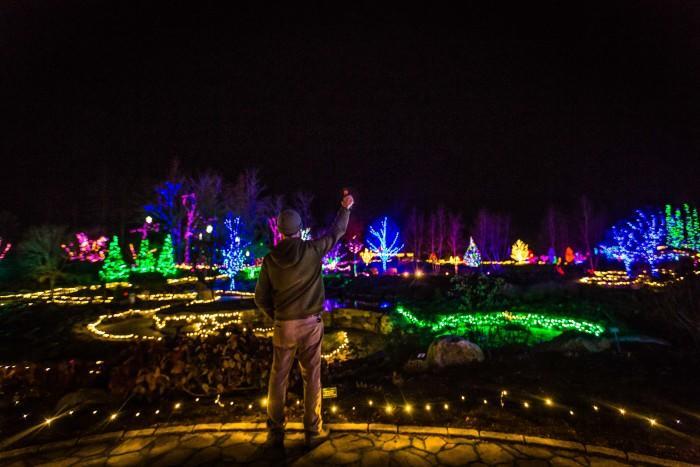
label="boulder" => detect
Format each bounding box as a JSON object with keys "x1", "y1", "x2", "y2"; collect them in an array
[{"x1": 427, "y1": 336, "x2": 485, "y2": 368}]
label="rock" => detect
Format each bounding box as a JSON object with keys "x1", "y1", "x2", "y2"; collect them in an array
[
  {"x1": 538, "y1": 333, "x2": 611, "y2": 354},
  {"x1": 426, "y1": 336, "x2": 485, "y2": 368}
]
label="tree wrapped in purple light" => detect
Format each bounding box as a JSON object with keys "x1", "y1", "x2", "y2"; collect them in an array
[
  {"x1": 367, "y1": 217, "x2": 404, "y2": 272},
  {"x1": 0, "y1": 237, "x2": 10, "y2": 261},
  {"x1": 599, "y1": 209, "x2": 665, "y2": 277},
  {"x1": 347, "y1": 235, "x2": 363, "y2": 276},
  {"x1": 221, "y1": 215, "x2": 249, "y2": 290}
]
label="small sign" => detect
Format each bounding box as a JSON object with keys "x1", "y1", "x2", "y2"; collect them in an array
[{"x1": 322, "y1": 387, "x2": 338, "y2": 399}]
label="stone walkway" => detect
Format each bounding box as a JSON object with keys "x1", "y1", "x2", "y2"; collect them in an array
[{"x1": 0, "y1": 424, "x2": 693, "y2": 466}]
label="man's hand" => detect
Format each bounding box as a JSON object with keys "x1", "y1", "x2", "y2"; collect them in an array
[{"x1": 341, "y1": 191, "x2": 354, "y2": 209}]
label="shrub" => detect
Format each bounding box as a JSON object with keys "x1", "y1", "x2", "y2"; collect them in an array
[{"x1": 449, "y1": 273, "x2": 506, "y2": 311}]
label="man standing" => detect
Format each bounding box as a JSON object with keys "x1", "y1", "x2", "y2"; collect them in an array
[{"x1": 255, "y1": 190, "x2": 353, "y2": 448}]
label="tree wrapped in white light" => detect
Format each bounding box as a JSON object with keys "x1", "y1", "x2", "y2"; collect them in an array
[
  {"x1": 367, "y1": 217, "x2": 404, "y2": 272},
  {"x1": 222, "y1": 215, "x2": 249, "y2": 290}
]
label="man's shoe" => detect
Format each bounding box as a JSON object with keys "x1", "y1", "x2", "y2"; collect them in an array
[
  {"x1": 304, "y1": 428, "x2": 330, "y2": 448},
  {"x1": 265, "y1": 430, "x2": 285, "y2": 449}
]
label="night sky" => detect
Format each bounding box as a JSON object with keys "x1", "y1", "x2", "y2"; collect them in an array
[{"x1": 1, "y1": 2, "x2": 699, "y2": 234}]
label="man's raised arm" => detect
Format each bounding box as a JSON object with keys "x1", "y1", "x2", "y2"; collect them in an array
[{"x1": 311, "y1": 192, "x2": 354, "y2": 257}]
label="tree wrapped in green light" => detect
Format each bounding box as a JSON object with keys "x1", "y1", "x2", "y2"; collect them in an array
[
  {"x1": 156, "y1": 234, "x2": 178, "y2": 277},
  {"x1": 664, "y1": 203, "x2": 700, "y2": 251},
  {"x1": 463, "y1": 236, "x2": 481, "y2": 267},
  {"x1": 99, "y1": 236, "x2": 130, "y2": 282},
  {"x1": 134, "y1": 239, "x2": 156, "y2": 274}
]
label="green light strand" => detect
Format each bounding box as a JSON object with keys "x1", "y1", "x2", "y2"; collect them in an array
[{"x1": 395, "y1": 306, "x2": 605, "y2": 337}]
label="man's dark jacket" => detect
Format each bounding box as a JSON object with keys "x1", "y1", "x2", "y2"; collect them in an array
[{"x1": 254, "y1": 208, "x2": 350, "y2": 321}]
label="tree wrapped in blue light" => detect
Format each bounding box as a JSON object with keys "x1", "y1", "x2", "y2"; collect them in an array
[
  {"x1": 367, "y1": 216, "x2": 404, "y2": 272},
  {"x1": 599, "y1": 209, "x2": 665, "y2": 277},
  {"x1": 221, "y1": 215, "x2": 249, "y2": 290}
]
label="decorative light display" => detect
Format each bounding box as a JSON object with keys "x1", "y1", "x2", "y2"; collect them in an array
[
  {"x1": 99, "y1": 236, "x2": 130, "y2": 282},
  {"x1": 347, "y1": 236, "x2": 363, "y2": 276},
  {"x1": 130, "y1": 218, "x2": 160, "y2": 240},
  {"x1": 510, "y1": 240, "x2": 529, "y2": 263},
  {"x1": 359, "y1": 248, "x2": 374, "y2": 266},
  {"x1": 61, "y1": 232, "x2": 108, "y2": 263},
  {"x1": 182, "y1": 193, "x2": 198, "y2": 265},
  {"x1": 665, "y1": 203, "x2": 700, "y2": 251},
  {"x1": 144, "y1": 181, "x2": 184, "y2": 255},
  {"x1": 367, "y1": 217, "x2": 404, "y2": 272},
  {"x1": 564, "y1": 247, "x2": 575, "y2": 264},
  {"x1": 578, "y1": 269, "x2": 683, "y2": 288},
  {"x1": 155, "y1": 234, "x2": 178, "y2": 277},
  {"x1": 133, "y1": 239, "x2": 157, "y2": 274},
  {"x1": 463, "y1": 237, "x2": 481, "y2": 267},
  {"x1": 241, "y1": 265, "x2": 261, "y2": 281},
  {"x1": 599, "y1": 209, "x2": 665, "y2": 277},
  {"x1": 395, "y1": 306, "x2": 605, "y2": 337},
  {"x1": 0, "y1": 237, "x2": 11, "y2": 261},
  {"x1": 323, "y1": 242, "x2": 345, "y2": 271},
  {"x1": 221, "y1": 216, "x2": 249, "y2": 290},
  {"x1": 447, "y1": 256, "x2": 462, "y2": 274},
  {"x1": 267, "y1": 217, "x2": 283, "y2": 247}
]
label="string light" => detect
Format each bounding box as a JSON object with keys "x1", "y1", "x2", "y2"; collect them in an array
[
  {"x1": 385, "y1": 404, "x2": 393, "y2": 414},
  {"x1": 368, "y1": 400, "x2": 373, "y2": 407},
  {"x1": 593, "y1": 405, "x2": 599, "y2": 412},
  {"x1": 135, "y1": 412, "x2": 140, "y2": 417},
  {"x1": 523, "y1": 402, "x2": 529, "y2": 409},
  {"x1": 425, "y1": 404, "x2": 431, "y2": 411},
  {"x1": 443, "y1": 403, "x2": 449, "y2": 410},
  {"x1": 396, "y1": 306, "x2": 605, "y2": 337},
  {"x1": 173, "y1": 402, "x2": 181, "y2": 410},
  {"x1": 331, "y1": 405, "x2": 338, "y2": 413},
  {"x1": 545, "y1": 398, "x2": 553, "y2": 406},
  {"x1": 44, "y1": 417, "x2": 54, "y2": 426},
  {"x1": 109, "y1": 413, "x2": 118, "y2": 421},
  {"x1": 367, "y1": 217, "x2": 404, "y2": 272},
  {"x1": 648, "y1": 418, "x2": 657, "y2": 426},
  {"x1": 619, "y1": 408, "x2": 626, "y2": 416},
  {"x1": 404, "y1": 404, "x2": 412, "y2": 414}
]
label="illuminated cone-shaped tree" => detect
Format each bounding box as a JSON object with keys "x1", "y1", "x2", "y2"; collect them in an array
[
  {"x1": 510, "y1": 239, "x2": 529, "y2": 263},
  {"x1": 134, "y1": 239, "x2": 156, "y2": 274},
  {"x1": 222, "y1": 215, "x2": 249, "y2": 290},
  {"x1": 463, "y1": 236, "x2": 481, "y2": 268},
  {"x1": 367, "y1": 216, "x2": 404, "y2": 272},
  {"x1": 156, "y1": 234, "x2": 178, "y2": 277},
  {"x1": 99, "y1": 236, "x2": 130, "y2": 281}
]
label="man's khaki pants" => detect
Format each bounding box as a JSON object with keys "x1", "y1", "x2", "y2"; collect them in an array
[{"x1": 267, "y1": 313, "x2": 324, "y2": 433}]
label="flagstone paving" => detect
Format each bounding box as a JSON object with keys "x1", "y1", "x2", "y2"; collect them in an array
[{"x1": 0, "y1": 428, "x2": 692, "y2": 466}]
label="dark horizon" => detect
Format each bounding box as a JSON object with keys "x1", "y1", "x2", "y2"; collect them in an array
[{"x1": 1, "y1": 2, "x2": 699, "y2": 237}]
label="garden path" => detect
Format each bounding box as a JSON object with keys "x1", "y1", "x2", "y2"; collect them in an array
[{"x1": 1, "y1": 424, "x2": 693, "y2": 467}]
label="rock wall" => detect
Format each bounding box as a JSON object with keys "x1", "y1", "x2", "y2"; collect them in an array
[{"x1": 322, "y1": 308, "x2": 393, "y2": 334}]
